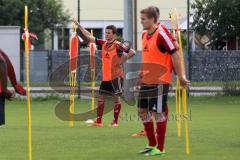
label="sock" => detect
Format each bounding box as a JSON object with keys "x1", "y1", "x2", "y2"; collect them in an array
[
  {"x1": 143, "y1": 121, "x2": 157, "y2": 147},
  {"x1": 96, "y1": 100, "x2": 104, "y2": 123},
  {"x1": 156, "y1": 120, "x2": 167, "y2": 151},
  {"x1": 113, "y1": 102, "x2": 121, "y2": 123}
]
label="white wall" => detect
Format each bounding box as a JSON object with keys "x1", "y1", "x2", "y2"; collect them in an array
[
  {"x1": 62, "y1": 0, "x2": 187, "y2": 21},
  {"x1": 0, "y1": 26, "x2": 21, "y2": 81},
  {"x1": 61, "y1": 0, "x2": 188, "y2": 50},
  {"x1": 62, "y1": 0, "x2": 123, "y2": 20}
]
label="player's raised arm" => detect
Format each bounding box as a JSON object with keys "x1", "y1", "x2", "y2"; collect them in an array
[{"x1": 73, "y1": 19, "x2": 95, "y2": 43}]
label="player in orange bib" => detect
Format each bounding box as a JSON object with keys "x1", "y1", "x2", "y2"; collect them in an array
[
  {"x1": 132, "y1": 6, "x2": 179, "y2": 138},
  {"x1": 137, "y1": 7, "x2": 190, "y2": 156},
  {"x1": 73, "y1": 20, "x2": 136, "y2": 127}
]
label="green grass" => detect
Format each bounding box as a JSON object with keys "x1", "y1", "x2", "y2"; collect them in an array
[{"x1": 0, "y1": 96, "x2": 240, "y2": 160}]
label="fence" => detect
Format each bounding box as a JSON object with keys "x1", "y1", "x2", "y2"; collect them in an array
[
  {"x1": 190, "y1": 50, "x2": 240, "y2": 82},
  {"x1": 21, "y1": 50, "x2": 240, "y2": 83}
]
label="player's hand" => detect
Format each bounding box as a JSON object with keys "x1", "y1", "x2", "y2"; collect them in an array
[
  {"x1": 179, "y1": 76, "x2": 190, "y2": 88},
  {"x1": 174, "y1": 41, "x2": 180, "y2": 50},
  {"x1": 134, "y1": 78, "x2": 142, "y2": 92},
  {"x1": 115, "y1": 63, "x2": 121, "y2": 68},
  {"x1": 133, "y1": 85, "x2": 141, "y2": 92},
  {"x1": 72, "y1": 19, "x2": 80, "y2": 27},
  {"x1": 5, "y1": 90, "x2": 15, "y2": 101},
  {"x1": 14, "y1": 83, "x2": 26, "y2": 96}
]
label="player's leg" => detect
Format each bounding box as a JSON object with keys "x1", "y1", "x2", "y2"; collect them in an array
[
  {"x1": 0, "y1": 55, "x2": 7, "y2": 126},
  {"x1": 109, "y1": 95, "x2": 121, "y2": 127},
  {"x1": 138, "y1": 108, "x2": 156, "y2": 153},
  {"x1": 145, "y1": 84, "x2": 169, "y2": 156},
  {"x1": 90, "y1": 93, "x2": 105, "y2": 127},
  {"x1": 90, "y1": 80, "x2": 110, "y2": 127},
  {"x1": 155, "y1": 84, "x2": 169, "y2": 153},
  {"x1": 137, "y1": 85, "x2": 157, "y2": 154},
  {"x1": 132, "y1": 105, "x2": 168, "y2": 137},
  {"x1": 0, "y1": 50, "x2": 26, "y2": 95},
  {"x1": 144, "y1": 112, "x2": 167, "y2": 156},
  {"x1": 0, "y1": 93, "x2": 6, "y2": 127},
  {"x1": 155, "y1": 113, "x2": 167, "y2": 151},
  {"x1": 109, "y1": 77, "x2": 123, "y2": 127}
]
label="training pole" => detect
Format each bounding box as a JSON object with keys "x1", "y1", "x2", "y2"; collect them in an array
[
  {"x1": 69, "y1": 24, "x2": 79, "y2": 127},
  {"x1": 170, "y1": 12, "x2": 182, "y2": 139},
  {"x1": 174, "y1": 8, "x2": 190, "y2": 155},
  {"x1": 24, "y1": 5, "x2": 33, "y2": 160},
  {"x1": 89, "y1": 30, "x2": 96, "y2": 112}
]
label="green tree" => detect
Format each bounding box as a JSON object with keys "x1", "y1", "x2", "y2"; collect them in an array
[
  {"x1": 0, "y1": 0, "x2": 70, "y2": 43},
  {"x1": 192, "y1": 0, "x2": 240, "y2": 45}
]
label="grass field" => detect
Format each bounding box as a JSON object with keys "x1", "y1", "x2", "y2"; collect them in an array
[{"x1": 0, "y1": 96, "x2": 240, "y2": 160}]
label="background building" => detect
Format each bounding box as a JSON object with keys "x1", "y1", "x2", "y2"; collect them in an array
[
  {"x1": 53, "y1": 0, "x2": 188, "y2": 51},
  {"x1": 0, "y1": 26, "x2": 21, "y2": 81}
]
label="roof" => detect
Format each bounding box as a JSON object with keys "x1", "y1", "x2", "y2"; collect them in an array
[{"x1": 160, "y1": 16, "x2": 193, "y2": 30}]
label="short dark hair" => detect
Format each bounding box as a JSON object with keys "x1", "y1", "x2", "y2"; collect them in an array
[
  {"x1": 140, "y1": 6, "x2": 158, "y2": 23},
  {"x1": 153, "y1": 6, "x2": 160, "y2": 18},
  {"x1": 106, "y1": 25, "x2": 117, "y2": 34}
]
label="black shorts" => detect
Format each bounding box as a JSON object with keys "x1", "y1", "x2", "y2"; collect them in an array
[
  {"x1": 137, "y1": 84, "x2": 169, "y2": 113},
  {"x1": 99, "y1": 77, "x2": 123, "y2": 95},
  {"x1": 0, "y1": 95, "x2": 5, "y2": 126}
]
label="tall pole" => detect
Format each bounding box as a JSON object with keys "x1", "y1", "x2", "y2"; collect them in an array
[
  {"x1": 24, "y1": 6, "x2": 33, "y2": 160},
  {"x1": 187, "y1": 0, "x2": 191, "y2": 81},
  {"x1": 77, "y1": 0, "x2": 80, "y2": 22},
  {"x1": 133, "y1": 0, "x2": 137, "y2": 50},
  {"x1": 77, "y1": 0, "x2": 81, "y2": 98},
  {"x1": 123, "y1": 0, "x2": 133, "y2": 43},
  {"x1": 123, "y1": 0, "x2": 136, "y2": 104}
]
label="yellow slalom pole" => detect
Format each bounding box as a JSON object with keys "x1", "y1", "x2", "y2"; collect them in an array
[
  {"x1": 91, "y1": 68, "x2": 95, "y2": 112},
  {"x1": 24, "y1": 5, "x2": 33, "y2": 160},
  {"x1": 90, "y1": 30, "x2": 96, "y2": 112},
  {"x1": 69, "y1": 24, "x2": 79, "y2": 127},
  {"x1": 174, "y1": 8, "x2": 190, "y2": 155},
  {"x1": 169, "y1": 13, "x2": 176, "y2": 38},
  {"x1": 177, "y1": 80, "x2": 181, "y2": 138},
  {"x1": 69, "y1": 73, "x2": 75, "y2": 127},
  {"x1": 69, "y1": 25, "x2": 75, "y2": 127},
  {"x1": 69, "y1": 35, "x2": 74, "y2": 128},
  {"x1": 69, "y1": 71, "x2": 76, "y2": 127},
  {"x1": 170, "y1": 12, "x2": 181, "y2": 139}
]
